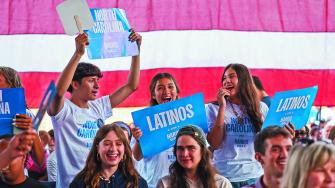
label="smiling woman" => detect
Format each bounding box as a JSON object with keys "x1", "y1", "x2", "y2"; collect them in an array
[
  {"x1": 69, "y1": 123, "x2": 148, "y2": 188},
  {"x1": 157, "y1": 125, "x2": 232, "y2": 188},
  {"x1": 131, "y1": 72, "x2": 181, "y2": 187},
  {"x1": 281, "y1": 141, "x2": 335, "y2": 188},
  {"x1": 206, "y1": 64, "x2": 269, "y2": 187}
]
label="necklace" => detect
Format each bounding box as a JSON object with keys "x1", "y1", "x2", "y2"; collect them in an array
[
  {"x1": 229, "y1": 101, "x2": 244, "y2": 124},
  {"x1": 99, "y1": 175, "x2": 111, "y2": 184}
]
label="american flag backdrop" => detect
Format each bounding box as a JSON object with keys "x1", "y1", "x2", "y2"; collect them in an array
[{"x1": 1, "y1": 0, "x2": 335, "y2": 108}]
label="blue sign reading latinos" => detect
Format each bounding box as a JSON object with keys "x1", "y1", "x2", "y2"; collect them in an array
[
  {"x1": 86, "y1": 8, "x2": 139, "y2": 59},
  {"x1": 132, "y1": 93, "x2": 208, "y2": 158},
  {"x1": 262, "y1": 86, "x2": 318, "y2": 130},
  {"x1": 0, "y1": 88, "x2": 26, "y2": 137}
]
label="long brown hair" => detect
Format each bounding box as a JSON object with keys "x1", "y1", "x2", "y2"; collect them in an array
[
  {"x1": 74, "y1": 124, "x2": 141, "y2": 188},
  {"x1": 169, "y1": 126, "x2": 217, "y2": 188},
  {"x1": 149, "y1": 73, "x2": 180, "y2": 106},
  {"x1": 222, "y1": 63, "x2": 263, "y2": 132}
]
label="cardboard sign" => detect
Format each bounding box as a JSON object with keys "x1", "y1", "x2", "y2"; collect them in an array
[
  {"x1": 132, "y1": 93, "x2": 207, "y2": 158},
  {"x1": 262, "y1": 86, "x2": 318, "y2": 130},
  {"x1": 86, "y1": 8, "x2": 139, "y2": 59},
  {"x1": 0, "y1": 88, "x2": 26, "y2": 137},
  {"x1": 56, "y1": 0, "x2": 94, "y2": 35}
]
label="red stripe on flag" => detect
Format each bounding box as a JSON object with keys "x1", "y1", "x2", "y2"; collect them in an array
[{"x1": 19, "y1": 68, "x2": 335, "y2": 108}]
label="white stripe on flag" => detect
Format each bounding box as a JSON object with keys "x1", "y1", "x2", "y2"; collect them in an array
[{"x1": 1, "y1": 30, "x2": 335, "y2": 72}]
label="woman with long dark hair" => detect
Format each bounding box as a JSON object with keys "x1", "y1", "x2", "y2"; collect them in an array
[
  {"x1": 132, "y1": 72, "x2": 181, "y2": 188},
  {"x1": 206, "y1": 64, "x2": 268, "y2": 188},
  {"x1": 157, "y1": 125, "x2": 232, "y2": 188},
  {"x1": 70, "y1": 124, "x2": 148, "y2": 188}
]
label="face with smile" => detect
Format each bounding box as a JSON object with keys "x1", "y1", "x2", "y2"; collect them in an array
[
  {"x1": 257, "y1": 135, "x2": 293, "y2": 178},
  {"x1": 152, "y1": 77, "x2": 178, "y2": 104},
  {"x1": 176, "y1": 135, "x2": 202, "y2": 173},
  {"x1": 97, "y1": 131, "x2": 125, "y2": 169},
  {"x1": 306, "y1": 159, "x2": 335, "y2": 188},
  {"x1": 73, "y1": 76, "x2": 100, "y2": 101},
  {"x1": 0, "y1": 73, "x2": 10, "y2": 88},
  {"x1": 222, "y1": 68, "x2": 239, "y2": 99}
]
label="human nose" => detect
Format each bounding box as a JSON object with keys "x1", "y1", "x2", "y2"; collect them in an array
[
  {"x1": 180, "y1": 149, "x2": 189, "y2": 157},
  {"x1": 162, "y1": 86, "x2": 169, "y2": 94},
  {"x1": 94, "y1": 80, "x2": 99, "y2": 89},
  {"x1": 324, "y1": 169, "x2": 335, "y2": 183},
  {"x1": 280, "y1": 148, "x2": 289, "y2": 158}
]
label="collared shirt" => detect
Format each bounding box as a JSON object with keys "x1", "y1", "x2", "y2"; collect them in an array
[{"x1": 241, "y1": 176, "x2": 267, "y2": 188}]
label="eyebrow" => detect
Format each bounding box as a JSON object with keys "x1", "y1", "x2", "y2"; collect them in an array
[
  {"x1": 177, "y1": 145, "x2": 196, "y2": 148},
  {"x1": 271, "y1": 144, "x2": 292, "y2": 148},
  {"x1": 103, "y1": 139, "x2": 122, "y2": 142},
  {"x1": 157, "y1": 83, "x2": 174, "y2": 87}
]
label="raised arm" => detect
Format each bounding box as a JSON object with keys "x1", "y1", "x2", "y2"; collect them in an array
[
  {"x1": 109, "y1": 30, "x2": 142, "y2": 108},
  {"x1": 48, "y1": 33, "x2": 88, "y2": 116},
  {"x1": 207, "y1": 88, "x2": 228, "y2": 150}
]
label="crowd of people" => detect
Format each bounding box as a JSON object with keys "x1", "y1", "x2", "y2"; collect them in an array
[{"x1": 0, "y1": 31, "x2": 335, "y2": 188}]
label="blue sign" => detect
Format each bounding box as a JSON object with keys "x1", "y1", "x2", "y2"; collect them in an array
[
  {"x1": 131, "y1": 93, "x2": 208, "y2": 158},
  {"x1": 262, "y1": 86, "x2": 318, "y2": 130},
  {"x1": 33, "y1": 81, "x2": 56, "y2": 130},
  {"x1": 0, "y1": 88, "x2": 26, "y2": 137},
  {"x1": 86, "y1": 8, "x2": 139, "y2": 59}
]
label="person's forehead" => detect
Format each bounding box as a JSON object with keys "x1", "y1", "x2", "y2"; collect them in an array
[
  {"x1": 224, "y1": 68, "x2": 237, "y2": 76},
  {"x1": 82, "y1": 75, "x2": 100, "y2": 80},
  {"x1": 265, "y1": 135, "x2": 292, "y2": 147},
  {"x1": 177, "y1": 135, "x2": 198, "y2": 146},
  {"x1": 156, "y1": 78, "x2": 174, "y2": 85}
]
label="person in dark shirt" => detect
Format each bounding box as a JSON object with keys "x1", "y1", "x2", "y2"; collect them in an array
[
  {"x1": 70, "y1": 124, "x2": 148, "y2": 188},
  {"x1": 252, "y1": 76, "x2": 271, "y2": 107}
]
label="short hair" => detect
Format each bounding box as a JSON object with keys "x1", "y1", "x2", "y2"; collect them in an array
[
  {"x1": 252, "y1": 75, "x2": 265, "y2": 91},
  {"x1": 254, "y1": 126, "x2": 291, "y2": 154},
  {"x1": 67, "y1": 62, "x2": 103, "y2": 93},
  {"x1": 0, "y1": 66, "x2": 23, "y2": 88},
  {"x1": 281, "y1": 142, "x2": 335, "y2": 188}
]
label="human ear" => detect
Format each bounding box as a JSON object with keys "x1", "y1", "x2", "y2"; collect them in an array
[
  {"x1": 72, "y1": 81, "x2": 80, "y2": 90},
  {"x1": 255, "y1": 152, "x2": 264, "y2": 165}
]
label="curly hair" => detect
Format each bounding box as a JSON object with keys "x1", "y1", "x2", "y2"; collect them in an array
[
  {"x1": 222, "y1": 64, "x2": 263, "y2": 132},
  {"x1": 74, "y1": 124, "x2": 141, "y2": 188}
]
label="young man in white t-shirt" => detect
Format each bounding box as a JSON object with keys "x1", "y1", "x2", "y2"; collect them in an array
[{"x1": 47, "y1": 31, "x2": 142, "y2": 188}]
